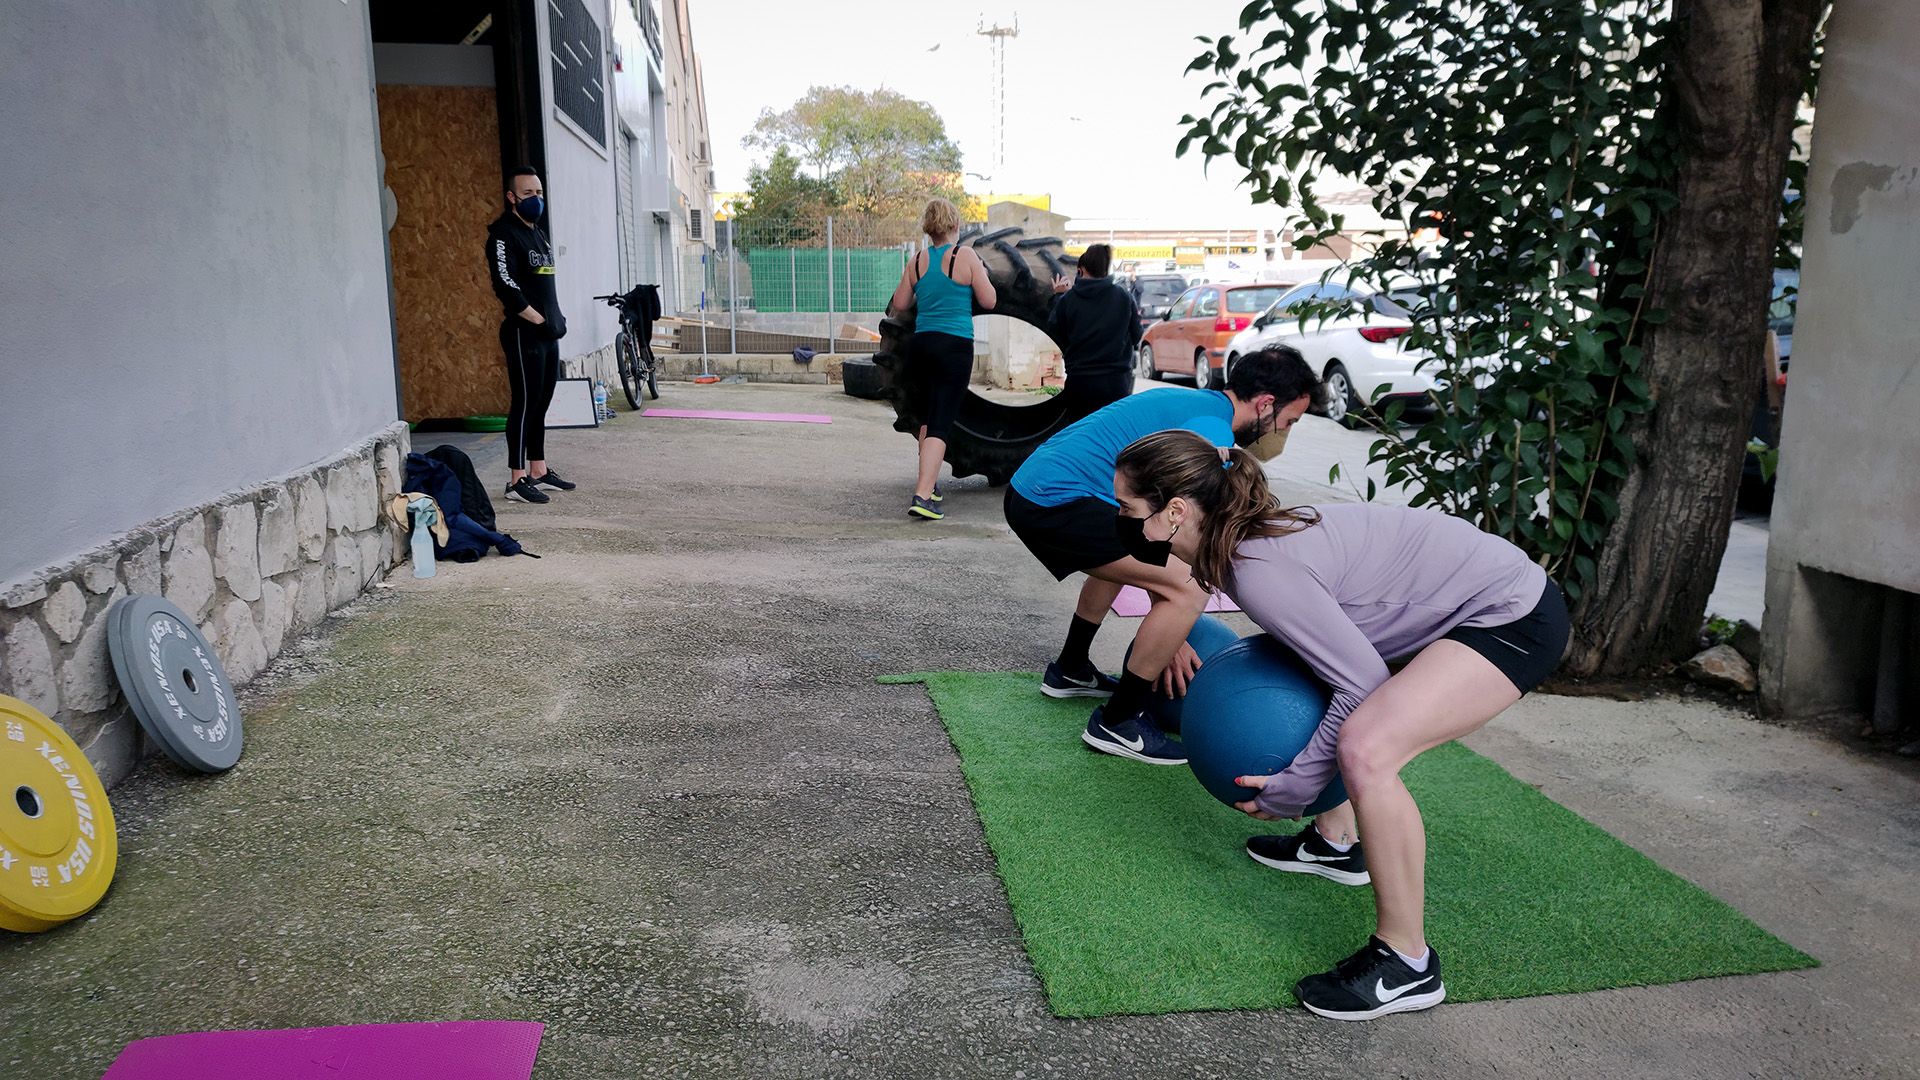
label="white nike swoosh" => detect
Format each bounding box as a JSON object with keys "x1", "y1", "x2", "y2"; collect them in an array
[
  {"x1": 1295, "y1": 849, "x2": 1351, "y2": 863},
  {"x1": 1375, "y1": 975, "x2": 1435, "y2": 1002},
  {"x1": 1099, "y1": 725, "x2": 1146, "y2": 752}
]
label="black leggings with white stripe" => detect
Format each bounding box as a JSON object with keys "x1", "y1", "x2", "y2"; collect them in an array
[{"x1": 501, "y1": 320, "x2": 560, "y2": 470}]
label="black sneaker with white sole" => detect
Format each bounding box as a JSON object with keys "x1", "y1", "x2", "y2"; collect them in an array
[
  {"x1": 1295, "y1": 937, "x2": 1446, "y2": 1021},
  {"x1": 1247, "y1": 826, "x2": 1371, "y2": 886},
  {"x1": 504, "y1": 477, "x2": 550, "y2": 504},
  {"x1": 1041, "y1": 662, "x2": 1120, "y2": 699},
  {"x1": 532, "y1": 468, "x2": 576, "y2": 491},
  {"x1": 1081, "y1": 706, "x2": 1186, "y2": 765}
]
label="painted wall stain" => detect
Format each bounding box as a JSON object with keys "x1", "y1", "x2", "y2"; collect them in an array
[{"x1": 1828, "y1": 162, "x2": 1899, "y2": 233}]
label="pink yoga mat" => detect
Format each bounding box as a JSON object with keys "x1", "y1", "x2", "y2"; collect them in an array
[
  {"x1": 642, "y1": 408, "x2": 832, "y2": 424},
  {"x1": 100, "y1": 1021, "x2": 544, "y2": 1080},
  {"x1": 1111, "y1": 585, "x2": 1241, "y2": 618}
]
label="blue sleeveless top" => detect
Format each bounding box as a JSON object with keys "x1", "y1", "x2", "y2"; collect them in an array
[{"x1": 913, "y1": 244, "x2": 976, "y2": 338}]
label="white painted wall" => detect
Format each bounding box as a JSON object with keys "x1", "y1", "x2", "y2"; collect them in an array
[
  {"x1": 1762, "y1": 0, "x2": 1920, "y2": 717},
  {"x1": 538, "y1": 0, "x2": 622, "y2": 364},
  {"x1": 0, "y1": 2, "x2": 398, "y2": 583}
]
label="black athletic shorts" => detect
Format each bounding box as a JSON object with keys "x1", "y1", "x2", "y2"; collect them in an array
[
  {"x1": 908, "y1": 331, "x2": 975, "y2": 442},
  {"x1": 1004, "y1": 487, "x2": 1129, "y2": 580},
  {"x1": 1442, "y1": 581, "x2": 1570, "y2": 694}
]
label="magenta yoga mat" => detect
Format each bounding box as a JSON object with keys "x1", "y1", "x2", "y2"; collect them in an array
[
  {"x1": 642, "y1": 408, "x2": 833, "y2": 424},
  {"x1": 100, "y1": 1021, "x2": 544, "y2": 1080},
  {"x1": 1110, "y1": 585, "x2": 1242, "y2": 618}
]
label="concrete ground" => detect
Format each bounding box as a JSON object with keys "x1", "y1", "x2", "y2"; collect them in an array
[{"x1": 4, "y1": 383, "x2": 1917, "y2": 1079}]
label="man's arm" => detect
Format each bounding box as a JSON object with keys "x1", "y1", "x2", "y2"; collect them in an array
[
  {"x1": 487, "y1": 233, "x2": 544, "y2": 323},
  {"x1": 1048, "y1": 289, "x2": 1073, "y2": 338}
]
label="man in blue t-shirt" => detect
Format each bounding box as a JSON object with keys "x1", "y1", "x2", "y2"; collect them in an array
[{"x1": 1004, "y1": 347, "x2": 1324, "y2": 764}]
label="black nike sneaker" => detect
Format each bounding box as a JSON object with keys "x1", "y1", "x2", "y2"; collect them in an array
[
  {"x1": 1295, "y1": 937, "x2": 1445, "y2": 1021},
  {"x1": 504, "y1": 477, "x2": 549, "y2": 504},
  {"x1": 532, "y1": 468, "x2": 576, "y2": 491},
  {"x1": 1247, "y1": 826, "x2": 1370, "y2": 886},
  {"x1": 1081, "y1": 706, "x2": 1186, "y2": 765},
  {"x1": 1041, "y1": 661, "x2": 1120, "y2": 699}
]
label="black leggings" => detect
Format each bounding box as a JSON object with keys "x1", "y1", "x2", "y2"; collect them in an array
[
  {"x1": 501, "y1": 320, "x2": 560, "y2": 469},
  {"x1": 1057, "y1": 371, "x2": 1133, "y2": 425},
  {"x1": 909, "y1": 331, "x2": 975, "y2": 442}
]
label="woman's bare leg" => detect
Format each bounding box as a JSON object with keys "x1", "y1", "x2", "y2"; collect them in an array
[
  {"x1": 1334, "y1": 639, "x2": 1521, "y2": 957},
  {"x1": 915, "y1": 434, "x2": 945, "y2": 500}
]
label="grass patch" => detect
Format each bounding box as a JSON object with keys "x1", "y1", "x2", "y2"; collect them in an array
[{"x1": 889, "y1": 671, "x2": 1815, "y2": 1018}]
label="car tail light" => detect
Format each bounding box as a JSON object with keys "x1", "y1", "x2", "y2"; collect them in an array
[
  {"x1": 1358, "y1": 326, "x2": 1410, "y2": 343},
  {"x1": 1215, "y1": 316, "x2": 1251, "y2": 333}
]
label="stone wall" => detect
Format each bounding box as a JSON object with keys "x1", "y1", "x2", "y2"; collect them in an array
[
  {"x1": 566, "y1": 340, "x2": 620, "y2": 387},
  {"x1": 0, "y1": 423, "x2": 410, "y2": 788},
  {"x1": 653, "y1": 352, "x2": 853, "y2": 385}
]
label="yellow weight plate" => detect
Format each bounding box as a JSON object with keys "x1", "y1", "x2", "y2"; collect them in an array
[{"x1": 0, "y1": 696, "x2": 117, "y2": 933}]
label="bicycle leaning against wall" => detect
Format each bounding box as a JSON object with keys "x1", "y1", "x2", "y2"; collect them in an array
[{"x1": 594, "y1": 284, "x2": 662, "y2": 410}]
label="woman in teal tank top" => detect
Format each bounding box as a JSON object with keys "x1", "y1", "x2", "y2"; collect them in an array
[{"x1": 886, "y1": 198, "x2": 998, "y2": 520}]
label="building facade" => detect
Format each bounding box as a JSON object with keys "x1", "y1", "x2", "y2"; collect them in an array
[
  {"x1": 660, "y1": 0, "x2": 717, "y2": 315},
  {"x1": 1761, "y1": 0, "x2": 1919, "y2": 737},
  {"x1": 0, "y1": 0, "x2": 641, "y2": 788}
]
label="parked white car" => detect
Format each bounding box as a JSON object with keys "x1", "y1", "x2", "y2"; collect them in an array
[{"x1": 1224, "y1": 280, "x2": 1437, "y2": 426}]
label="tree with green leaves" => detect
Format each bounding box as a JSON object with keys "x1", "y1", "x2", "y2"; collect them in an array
[
  {"x1": 1182, "y1": 0, "x2": 1824, "y2": 676},
  {"x1": 744, "y1": 86, "x2": 967, "y2": 219},
  {"x1": 729, "y1": 146, "x2": 841, "y2": 249}
]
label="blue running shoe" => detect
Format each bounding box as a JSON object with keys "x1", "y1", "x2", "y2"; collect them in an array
[
  {"x1": 1081, "y1": 707, "x2": 1187, "y2": 765},
  {"x1": 1041, "y1": 662, "x2": 1120, "y2": 699}
]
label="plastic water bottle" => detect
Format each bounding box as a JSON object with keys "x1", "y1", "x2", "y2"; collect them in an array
[
  {"x1": 593, "y1": 379, "x2": 609, "y2": 421},
  {"x1": 407, "y1": 497, "x2": 437, "y2": 579}
]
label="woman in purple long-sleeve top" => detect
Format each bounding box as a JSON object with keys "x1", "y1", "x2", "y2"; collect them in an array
[{"x1": 1111, "y1": 430, "x2": 1570, "y2": 1022}]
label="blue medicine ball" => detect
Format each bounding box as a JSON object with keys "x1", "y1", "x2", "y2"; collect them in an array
[
  {"x1": 1180, "y1": 635, "x2": 1350, "y2": 815},
  {"x1": 1123, "y1": 613, "x2": 1243, "y2": 734}
]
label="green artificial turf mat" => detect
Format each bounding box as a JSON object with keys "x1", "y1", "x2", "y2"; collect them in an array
[{"x1": 884, "y1": 671, "x2": 1815, "y2": 1018}]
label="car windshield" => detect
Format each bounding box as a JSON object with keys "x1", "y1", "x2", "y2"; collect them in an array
[
  {"x1": 1135, "y1": 278, "x2": 1185, "y2": 302},
  {"x1": 1227, "y1": 287, "x2": 1289, "y2": 313}
]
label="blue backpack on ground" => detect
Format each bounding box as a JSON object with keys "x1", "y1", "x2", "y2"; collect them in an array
[{"x1": 403, "y1": 450, "x2": 537, "y2": 562}]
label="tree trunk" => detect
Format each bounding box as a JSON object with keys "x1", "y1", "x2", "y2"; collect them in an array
[{"x1": 1565, "y1": 0, "x2": 1825, "y2": 676}]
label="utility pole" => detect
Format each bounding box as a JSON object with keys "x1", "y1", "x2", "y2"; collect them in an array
[{"x1": 976, "y1": 14, "x2": 1018, "y2": 172}]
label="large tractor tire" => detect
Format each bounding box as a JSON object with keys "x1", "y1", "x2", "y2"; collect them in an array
[
  {"x1": 872, "y1": 225, "x2": 1079, "y2": 486},
  {"x1": 840, "y1": 355, "x2": 887, "y2": 400}
]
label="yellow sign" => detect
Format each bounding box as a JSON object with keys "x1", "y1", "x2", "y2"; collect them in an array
[{"x1": 1068, "y1": 244, "x2": 1175, "y2": 260}]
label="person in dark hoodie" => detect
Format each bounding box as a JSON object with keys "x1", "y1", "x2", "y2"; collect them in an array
[
  {"x1": 1047, "y1": 243, "x2": 1142, "y2": 423},
  {"x1": 486, "y1": 166, "x2": 578, "y2": 506}
]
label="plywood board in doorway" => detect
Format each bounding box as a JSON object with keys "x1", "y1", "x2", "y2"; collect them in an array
[{"x1": 378, "y1": 84, "x2": 507, "y2": 420}]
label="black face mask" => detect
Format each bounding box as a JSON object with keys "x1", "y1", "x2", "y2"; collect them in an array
[
  {"x1": 1233, "y1": 404, "x2": 1271, "y2": 448},
  {"x1": 1115, "y1": 512, "x2": 1175, "y2": 567}
]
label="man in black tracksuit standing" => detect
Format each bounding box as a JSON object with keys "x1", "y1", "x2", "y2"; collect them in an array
[
  {"x1": 1046, "y1": 243, "x2": 1142, "y2": 424},
  {"x1": 487, "y1": 165, "x2": 577, "y2": 505}
]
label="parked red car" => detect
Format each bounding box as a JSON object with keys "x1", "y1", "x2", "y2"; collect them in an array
[{"x1": 1136, "y1": 282, "x2": 1296, "y2": 388}]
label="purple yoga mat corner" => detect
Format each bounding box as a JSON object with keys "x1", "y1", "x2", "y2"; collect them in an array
[
  {"x1": 642, "y1": 408, "x2": 833, "y2": 424},
  {"x1": 100, "y1": 1021, "x2": 544, "y2": 1080},
  {"x1": 1110, "y1": 586, "x2": 1242, "y2": 618}
]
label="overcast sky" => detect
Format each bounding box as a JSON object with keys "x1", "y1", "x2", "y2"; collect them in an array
[{"x1": 693, "y1": 0, "x2": 1285, "y2": 225}]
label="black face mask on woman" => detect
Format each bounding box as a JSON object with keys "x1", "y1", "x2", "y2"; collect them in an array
[{"x1": 1115, "y1": 511, "x2": 1176, "y2": 567}]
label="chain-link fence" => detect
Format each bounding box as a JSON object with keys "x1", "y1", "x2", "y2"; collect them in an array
[{"x1": 664, "y1": 215, "x2": 922, "y2": 354}]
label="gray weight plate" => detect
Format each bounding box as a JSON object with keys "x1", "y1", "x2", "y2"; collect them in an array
[{"x1": 106, "y1": 595, "x2": 243, "y2": 772}]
